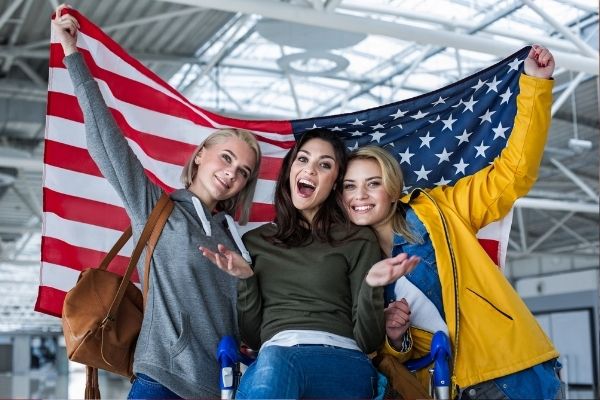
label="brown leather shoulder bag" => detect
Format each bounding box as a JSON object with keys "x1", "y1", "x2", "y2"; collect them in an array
[{"x1": 61, "y1": 193, "x2": 173, "y2": 398}]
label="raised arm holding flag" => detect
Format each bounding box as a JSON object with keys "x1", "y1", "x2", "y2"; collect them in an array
[{"x1": 341, "y1": 45, "x2": 562, "y2": 399}]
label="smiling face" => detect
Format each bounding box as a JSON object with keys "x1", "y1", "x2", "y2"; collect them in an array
[
  {"x1": 190, "y1": 137, "x2": 257, "y2": 210},
  {"x1": 289, "y1": 138, "x2": 339, "y2": 222},
  {"x1": 343, "y1": 158, "x2": 393, "y2": 228}
]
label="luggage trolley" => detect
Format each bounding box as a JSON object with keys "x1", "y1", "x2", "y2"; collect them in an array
[{"x1": 217, "y1": 332, "x2": 451, "y2": 400}]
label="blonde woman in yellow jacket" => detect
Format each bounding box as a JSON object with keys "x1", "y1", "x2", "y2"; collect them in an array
[{"x1": 342, "y1": 45, "x2": 562, "y2": 399}]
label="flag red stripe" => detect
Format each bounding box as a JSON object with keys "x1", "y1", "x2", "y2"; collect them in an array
[
  {"x1": 247, "y1": 202, "x2": 276, "y2": 222},
  {"x1": 41, "y1": 237, "x2": 138, "y2": 281},
  {"x1": 50, "y1": 45, "x2": 295, "y2": 141},
  {"x1": 43, "y1": 187, "x2": 130, "y2": 231},
  {"x1": 47, "y1": 91, "x2": 197, "y2": 166},
  {"x1": 257, "y1": 156, "x2": 284, "y2": 182},
  {"x1": 478, "y1": 238, "x2": 500, "y2": 265},
  {"x1": 34, "y1": 286, "x2": 67, "y2": 318},
  {"x1": 44, "y1": 140, "x2": 103, "y2": 177}
]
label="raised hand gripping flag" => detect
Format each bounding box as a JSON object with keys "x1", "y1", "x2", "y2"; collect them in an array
[{"x1": 36, "y1": 9, "x2": 527, "y2": 317}]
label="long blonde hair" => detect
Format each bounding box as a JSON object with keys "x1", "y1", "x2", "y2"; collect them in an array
[
  {"x1": 180, "y1": 128, "x2": 261, "y2": 225},
  {"x1": 348, "y1": 146, "x2": 418, "y2": 243}
]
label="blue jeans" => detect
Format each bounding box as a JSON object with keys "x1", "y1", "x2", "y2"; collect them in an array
[
  {"x1": 236, "y1": 345, "x2": 378, "y2": 399},
  {"x1": 127, "y1": 373, "x2": 182, "y2": 400}
]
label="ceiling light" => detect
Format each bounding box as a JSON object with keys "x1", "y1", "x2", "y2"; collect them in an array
[{"x1": 277, "y1": 51, "x2": 349, "y2": 76}]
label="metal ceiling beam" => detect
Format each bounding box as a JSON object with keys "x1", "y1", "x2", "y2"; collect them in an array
[
  {"x1": 0, "y1": 156, "x2": 41, "y2": 171},
  {"x1": 550, "y1": 158, "x2": 600, "y2": 202},
  {"x1": 527, "y1": 211, "x2": 575, "y2": 253},
  {"x1": 340, "y1": 2, "x2": 586, "y2": 54},
  {"x1": 515, "y1": 197, "x2": 599, "y2": 213},
  {"x1": 551, "y1": 71, "x2": 586, "y2": 116},
  {"x1": 21, "y1": 6, "x2": 209, "y2": 51},
  {"x1": 535, "y1": 209, "x2": 594, "y2": 247},
  {"x1": 312, "y1": 1, "x2": 525, "y2": 115},
  {"x1": 522, "y1": 0, "x2": 598, "y2": 58},
  {"x1": 554, "y1": 0, "x2": 600, "y2": 13},
  {"x1": 0, "y1": 0, "x2": 24, "y2": 32},
  {"x1": 159, "y1": 0, "x2": 599, "y2": 74},
  {"x1": 182, "y1": 15, "x2": 250, "y2": 94}
]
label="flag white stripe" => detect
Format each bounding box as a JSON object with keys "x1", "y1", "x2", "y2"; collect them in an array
[
  {"x1": 44, "y1": 212, "x2": 134, "y2": 255},
  {"x1": 45, "y1": 165, "x2": 124, "y2": 206},
  {"x1": 40, "y1": 262, "x2": 142, "y2": 291},
  {"x1": 40, "y1": 262, "x2": 82, "y2": 292},
  {"x1": 46, "y1": 116, "x2": 88, "y2": 148}
]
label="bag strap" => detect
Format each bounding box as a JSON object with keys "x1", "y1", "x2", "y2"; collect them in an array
[
  {"x1": 142, "y1": 197, "x2": 173, "y2": 304},
  {"x1": 101, "y1": 193, "x2": 173, "y2": 325},
  {"x1": 85, "y1": 366, "x2": 100, "y2": 399}
]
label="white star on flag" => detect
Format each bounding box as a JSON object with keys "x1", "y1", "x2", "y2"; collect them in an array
[
  {"x1": 414, "y1": 165, "x2": 432, "y2": 181},
  {"x1": 492, "y1": 122, "x2": 510, "y2": 140},
  {"x1": 441, "y1": 114, "x2": 457, "y2": 131},
  {"x1": 411, "y1": 110, "x2": 429, "y2": 119},
  {"x1": 399, "y1": 148, "x2": 414, "y2": 165},
  {"x1": 453, "y1": 158, "x2": 469, "y2": 175},
  {"x1": 435, "y1": 148, "x2": 453, "y2": 164},
  {"x1": 500, "y1": 88, "x2": 513, "y2": 104},
  {"x1": 432, "y1": 96, "x2": 447, "y2": 106},
  {"x1": 485, "y1": 76, "x2": 502, "y2": 93},
  {"x1": 435, "y1": 176, "x2": 452, "y2": 186},
  {"x1": 419, "y1": 132, "x2": 435, "y2": 148},
  {"x1": 508, "y1": 58, "x2": 524, "y2": 72},
  {"x1": 390, "y1": 109, "x2": 408, "y2": 119},
  {"x1": 479, "y1": 109, "x2": 496, "y2": 124},
  {"x1": 471, "y1": 79, "x2": 486, "y2": 91},
  {"x1": 462, "y1": 96, "x2": 478, "y2": 113},
  {"x1": 474, "y1": 141, "x2": 490, "y2": 158},
  {"x1": 350, "y1": 118, "x2": 366, "y2": 126},
  {"x1": 455, "y1": 129, "x2": 473, "y2": 145},
  {"x1": 370, "y1": 131, "x2": 386, "y2": 143}
]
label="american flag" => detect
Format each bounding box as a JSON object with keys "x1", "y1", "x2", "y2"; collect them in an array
[{"x1": 36, "y1": 9, "x2": 526, "y2": 317}]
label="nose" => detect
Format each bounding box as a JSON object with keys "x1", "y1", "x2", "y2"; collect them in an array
[
  {"x1": 356, "y1": 187, "x2": 368, "y2": 200},
  {"x1": 224, "y1": 167, "x2": 236, "y2": 180},
  {"x1": 303, "y1": 164, "x2": 316, "y2": 175}
]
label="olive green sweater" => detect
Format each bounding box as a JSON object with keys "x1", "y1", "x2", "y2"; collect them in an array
[{"x1": 238, "y1": 223, "x2": 385, "y2": 353}]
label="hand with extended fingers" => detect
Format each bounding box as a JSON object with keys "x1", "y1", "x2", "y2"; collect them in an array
[
  {"x1": 199, "y1": 244, "x2": 254, "y2": 279},
  {"x1": 524, "y1": 45, "x2": 555, "y2": 79},
  {"x1": 385, "y1": 298, "x2": 411, "y2": 346},
  {"x1": 364, "y1": 253, "x2": 419, "y2": 288},
  {"x1": 51, "y1": 4, "x2": 79, "y2": 56}
]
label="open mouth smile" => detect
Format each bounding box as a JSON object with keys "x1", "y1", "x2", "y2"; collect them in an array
[{"x1": 297, "y1": 178, "x2": 316, "y2": 198}]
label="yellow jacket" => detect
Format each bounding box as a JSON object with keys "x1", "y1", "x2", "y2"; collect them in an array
[{"x1": 383, "y1": 74, "x2": 559, "y2": 392}]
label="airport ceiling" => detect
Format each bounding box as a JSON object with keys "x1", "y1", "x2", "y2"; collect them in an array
[{"x1": 0, "y1": 0, "x2": 597, "y2": 331}]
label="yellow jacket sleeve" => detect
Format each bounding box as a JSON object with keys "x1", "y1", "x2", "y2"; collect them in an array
[{"x1": 430, "y1": 74, "x2": 553, "y2": 231}]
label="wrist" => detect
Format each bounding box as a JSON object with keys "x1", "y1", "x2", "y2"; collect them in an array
[{"x1": 63, "y1": 45, "x2": 78, "y2": 56}]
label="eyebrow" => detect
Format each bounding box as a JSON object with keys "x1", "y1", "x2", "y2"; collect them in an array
[
  {"x1": 298, "y1": 149, "x2": 336, "y2": 162},
  {"x1": 343, "y1": 176, "x2": 381, "y2": 182},
  {"x1": 224, "y1": 149, "x2": 253, "y2": 175}
]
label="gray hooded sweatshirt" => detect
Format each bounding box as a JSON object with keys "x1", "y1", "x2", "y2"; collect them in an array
[{"x1": 65, "y1": 52, "x2": 240, "y2": 398}]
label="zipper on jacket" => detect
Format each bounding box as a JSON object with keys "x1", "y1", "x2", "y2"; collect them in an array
[
  {"x1": 417, "y1": 189, "x2": 460, "y2": 399},
  {"x1": 466, "y1": 288, "x2": 513, "y2": 320}
]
